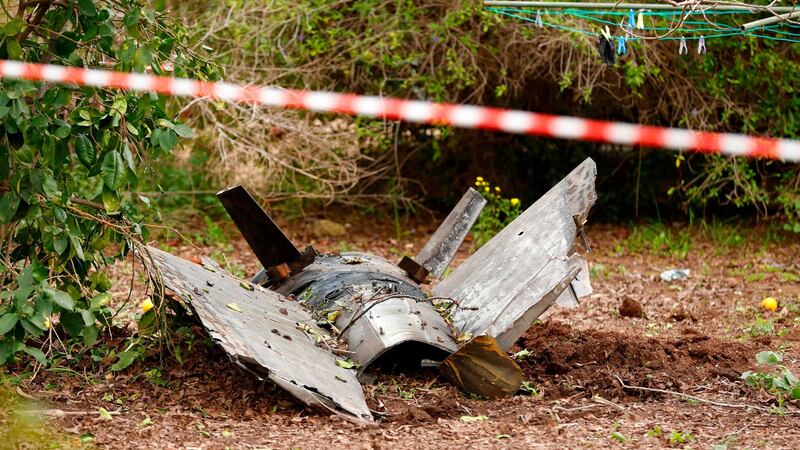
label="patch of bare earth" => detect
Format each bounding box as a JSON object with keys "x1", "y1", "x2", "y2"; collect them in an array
[{"x1": 11, "y1": 219, "x2": 800, "y2": 448}]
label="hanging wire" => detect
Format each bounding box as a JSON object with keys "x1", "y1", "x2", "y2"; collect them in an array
[{"x1": 487, "y1": 7, "x2": 800, "y2": 43}]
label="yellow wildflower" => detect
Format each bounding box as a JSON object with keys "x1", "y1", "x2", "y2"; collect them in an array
[
  {"x1": 475, "y1": 181, "x2": 482, "y2": 187},
  {"x1": 484, "y1": 186, "x2": 490, "y2": 192},
  {"x1": 43, "y1": 318, "x2": 51, "y2": 329},
  {"x1": 141, "y1": 297, "x2": 154, "y2": 313},
  {"x1": 510, "y1": 198, "x2": 520, "y2": 206},
  {"x1": 494, "y1": 186, "x2": 501, "y2": 193},
  {"x1": 476, "y1": 176, "x2": 484, "y2": 182}
]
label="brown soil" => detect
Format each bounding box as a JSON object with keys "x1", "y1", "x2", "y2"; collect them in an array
[{"x1": 6, "y1": 219, "x2": 800, "y2": 449}]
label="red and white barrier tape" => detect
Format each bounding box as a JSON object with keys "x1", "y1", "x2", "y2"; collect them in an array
[{"x1": 1, "y1": 59, "x2": 798, "y2": 162}]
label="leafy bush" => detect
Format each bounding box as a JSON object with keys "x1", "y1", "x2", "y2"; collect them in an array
[
  {"x1": 0, "y1": 0, "x2": 216, "y2": 365},
  {"x1": 469, "y1": 176, "x2": 521, "y2": 247},
  {"x1": 178, "y1": 0, "x2": 800, "y2": 227}
]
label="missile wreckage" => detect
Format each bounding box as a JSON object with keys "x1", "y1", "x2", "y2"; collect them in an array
[{"x1": 142, "y1": 158, "x2": 597, "y2": 423}]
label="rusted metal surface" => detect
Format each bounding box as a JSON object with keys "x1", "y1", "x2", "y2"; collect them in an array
[
  {"x1": 397, "y1": 256, "x2": 430, "y2": 284},
  {"x1": 275, "y1": 252, "x2": 458, "y2": 372},
  {"x1": 433, "y1": 158, "x2": 597, "y2": 351},
  {"x1": 440, "y1": 335, "x2": 523, "y2": 399},
  {"x1": 415, "y1": 187, "x2": 487, "y2": 278},
  {"x1": 142, "y1": 246, "x2": 373, "y2": 422},
  {"x1": 217, "y1": 185, "x2": 303, "y2": 270}
]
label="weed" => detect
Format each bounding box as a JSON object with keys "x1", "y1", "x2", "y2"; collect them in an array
[
  {"x1": 0, "y1": 378, "x2": 87, "y2": 448},
  {"x1": 202, "y1": 215, "x2": 228, "y2": 246},
  {"x1": 337, "y1": 241, "x2": 355, "y2": 253},
  {"x1": 701, "y1": 217, "x2": 744, "y2": 250},
  {"x1": 668, "y1": 430, "x2": 696, "y2": 445},
  {"x1": 626, "y1": 223, "x2": 691, "y2": 259},
  {"x1": 646, "y1": 426, "x2": 663, "y2": 437},
  {"x1": 590, "y1": 263, "x2": 608, "y2": 279},
  {"x1": 741, "y1": 351, "x2": 800, "y2": 402},
  {"x1": 391, "y1": 380, "x2": 417, "y2": 399},
  {"x1": 519, "y1": 381, "x2": 541, "y2": 397},
  {"x1": 610, "y1": 431, "x2": 626, "y2": 443},
  {"x1": 743, "y1": 315, "x2": 775, "y2": 337},
  {"x1": 745, "y1": 272, "x2": 767, "y2": 282},
  {"x1": 469, "y1": 176, "x2": 522, "y2": 248}
]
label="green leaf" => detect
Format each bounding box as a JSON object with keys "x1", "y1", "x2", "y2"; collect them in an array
[
  {"x1": 756, "y1": 351, "x2": 783, "y2": 365},
  {"x1": 792, "y1": 384, "x2": 800, "y2": 400},
  {"x1": 68, "y1": 233, "x2": 85, "y2": 260},
  {"x1": 83, "y1": 325, "x2": 98, "y2": 346},
  {"x1": 54, "y1": 124, "x2": 71, "y2": 139},
  {"x1": 97, "y1": 407, "x2": 113, "y2": 420},
  {"x1": 78, "y1": 0, "x2": 97, "y2": 17},
  {"x1": 4, "y1": 18, "x2": 25, "y2": 36},
  {"x1": 0, "y1": 313, "x2": 19, "y2": 334},
  {"x1": 110, "y1": 349, "x2": 137, "y2": 371},
  {"x1": 0, "y1": 145, "x2": 8, "y2": 180},
  {"x1": 91, "y1": 293, "x2": 112, "y2": 310},
  {"x1": 0, "y1": 192, "x2": 20, "y2": 223},
  {"x1": 54, "y1": 235, "x2": 68, "y2": 254},
  {"x1": 6, "y1": 40, "x2": 23, "y2": 60},
  {"x1": 101, "y1": 150, "x2": 126, "y2": 189},
  {"x1": 80, "y1": 309, "x2": 95, "y2": 326},
  {"x1": 73, "y1": 134, "x2": 96, "y2": 168},
  {"x1": 44, "y1": 287, "x2": 75, "y2": 311},
  {"x1": 158, "y1": 129, "x2": 177, "y2": 151},
  {"x1": 101, "y1": 188, "x2": 121, "y2": 213},
  {"x1": 172, "y1": 123, "x2": 193, "y2": 138},
  {"x1": 23, "y1": 346, "x2": 47, "y2": 366},
  {"x1": 42, "y1": 175, "x2": 60, "y2": 199}
]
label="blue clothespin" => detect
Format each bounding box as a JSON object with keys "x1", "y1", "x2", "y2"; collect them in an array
[
  {"x1": 698, "y1": 36, "x2": 707, "y2": 54},
  {"x1": 628, "y1": 9, "x2": 636, "y2": 29},
  {"x1": 617, "y1": 36, "x2": 627, "y2": 55},
  {"x1": 535, "y1": 10, "x2": 543, "y2": 28}
]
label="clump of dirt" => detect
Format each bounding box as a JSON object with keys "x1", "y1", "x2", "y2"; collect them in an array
[
  {"x1": 515, "y1": 321, "x2": 755, "y2": 399},
  {"x1": 618, "y1": 297, "x2": 645, "y2": 318}
]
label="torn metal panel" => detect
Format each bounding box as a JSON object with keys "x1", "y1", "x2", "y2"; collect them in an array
[
  {"x1": 439, "y1": 335, "x2": 523, "y2": 399},
  {"x1": 217, "y1": 185, "x2": 302, "y2": 269},
  {"x1": 142, "y1": 246, "x2": 372, "y2": 422},
  {"x1": 275, "y1": 252, "x2": 458, "y2": 372},
  {"x1": 433, "y1": 158, "x2": 597, "y2": 351},
  {"x1": 555, "y1": 256, "x2": 591, "y2": 308},
  {"x1": 415, "y1": 187, "x2": 487, "y2": 279}
]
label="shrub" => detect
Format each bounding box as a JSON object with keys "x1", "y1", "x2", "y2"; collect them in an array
[{"x1": 0, "y1": 0, "x2": 217, "y2": 365}]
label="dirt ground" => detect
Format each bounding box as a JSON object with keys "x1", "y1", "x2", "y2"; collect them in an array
[{"x1": 7, "y1": 217, "x2": 800, "y2": 449}]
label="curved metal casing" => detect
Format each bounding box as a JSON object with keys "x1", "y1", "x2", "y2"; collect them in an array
[{"x1": 274, "y1": 252, "x2": 458, "y2": 373}]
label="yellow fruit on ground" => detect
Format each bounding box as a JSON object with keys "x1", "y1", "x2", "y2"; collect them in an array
[
  {"x1": 761, "y1": 297, "x2": 778, "y2": 311},
  {"x1": 141, "y1": 297, "x2": 154, "y2": 313}
]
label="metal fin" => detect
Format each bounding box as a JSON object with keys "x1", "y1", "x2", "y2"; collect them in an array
[
  {"x1": 217, "y1": 185, "x2": 301, "y2": 269},
  {"x1": 433, "y1": 158, "x2": 597, "y2": 351},
  {"x1": 415, "y1": 187, "x2": 487, "y2": 278},
  {"x1": 141, "y1": 246, "x2": 372, "y2": 423},
  {"x1": 439, "y1": 335, "x2": 523, "y2": 399}
]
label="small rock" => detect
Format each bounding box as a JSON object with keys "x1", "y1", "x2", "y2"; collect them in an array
[
  {"x1": 619, "y1": 297, "x2": 645, "y2": 318},
  {"x1": 309, "y1": 219, "x2": 347, "y2": 238}
]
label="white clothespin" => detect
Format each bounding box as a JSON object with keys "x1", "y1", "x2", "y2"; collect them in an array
[
  {"x1": 636, "y1": 10, "x2": 645, "y2": 29},
  {"x1": 698, "y1": 36, "x2": 707, "y2": 54},
  {"x1": 600, "y1": 25, "x2": 612, "y2": 41},
  {"x1": 535, "y1": 10, "x2": 543, "y2": 28},
  {"x1": 679, "y1": 37, "x2": 688, "y2": 55}
]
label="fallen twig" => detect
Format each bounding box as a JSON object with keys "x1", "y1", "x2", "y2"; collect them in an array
[{"x1": 613, "y1": 374, "x2": 800, "y2": 415}]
